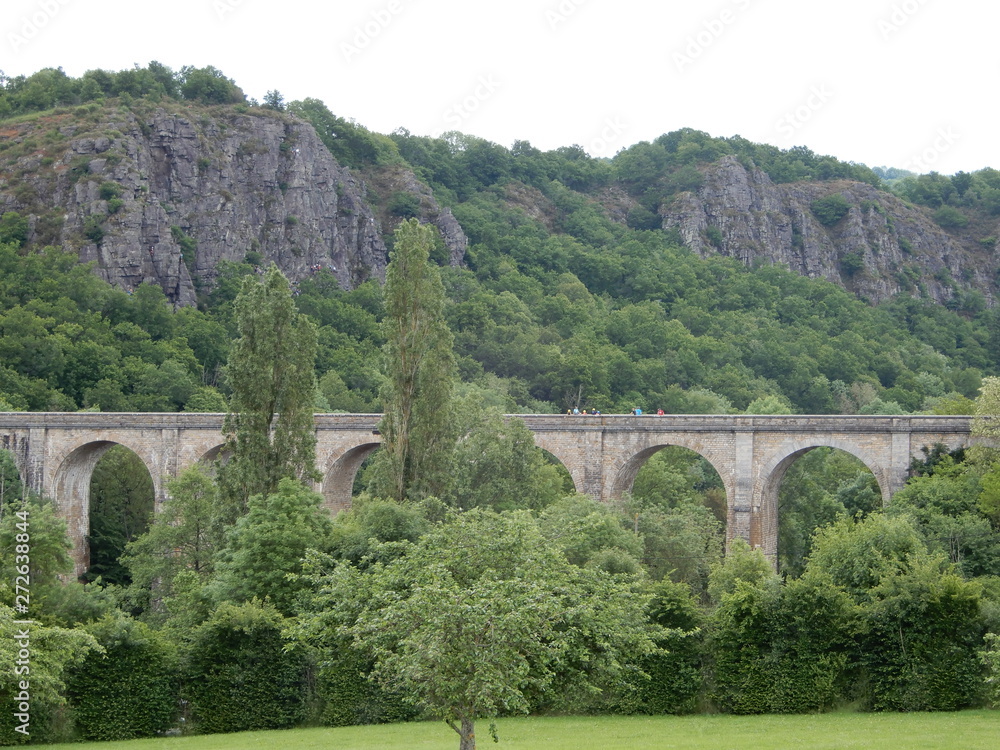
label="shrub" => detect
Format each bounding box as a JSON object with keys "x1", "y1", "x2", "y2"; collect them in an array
[
  {"x1": 387, "y1": 191, "x2": 421, "y2": 218},
  {"x1": 811, "y1": 194, "x2": 851, "y2": 226},
  {"x1": 705, "y1": 225, "x2": 724, "y2": 249},
  {"x1": 0, "y1": 211, "x2": 30, "y2": 247},
  {"x1": 66, "y1": 614, "x2": 177, "y2": 740},
  {"x1": 184, "y1": 601, "x2": 307, "y2": 734},
  {"x1": 316, "y1": 645, "x2": 418, "y2": 727},
  {"x1": 932, "y1": 205, "x2": 969, "y2": 228},
  {"x1": 98, "y1": 181, "x2": 121, "y2": 201},
  {"x1": 637, "y1": 580, "x2": 704, "y2": 714},
  {"x1": 83, "y1": 215, "x2": 105, "y2": 244},
  {"x1": 839, "y1": 249, "x2": 865, "y2": 276}
]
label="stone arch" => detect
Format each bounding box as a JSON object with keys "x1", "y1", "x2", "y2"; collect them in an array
[
  {"x1": 320, "y1": 442, "x2": 380, "y2": 514},
  {"x1": 527, "y1": 433, "x2": 581, "y2": 495},
  {"x1": 754, "y1": 437, "x2": 888, "y2": 567},
  {"x1": 0, "y1": 445, "x2": 26, "y2": 503},
  {"x1": 0, "y1": 435, "x2": 30, "y2": 498},
  {"x1": 51, "y1": 438, "x2": 159, "y2": 577},
  {"x1": 196, "y1": 443, "x2": 227, "y2": 465},
  {"x1": 607, "y1": 442, "x2": 734, "y2": 509},
  {"x1": 535, "y1": 447, "x2": 575, "y2": 495}
]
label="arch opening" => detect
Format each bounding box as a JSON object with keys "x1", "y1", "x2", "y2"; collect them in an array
[
  {"x1": 321, "y1": 442, "x2": 381, "y2": 514},
  {"x1": 53, "y1": 440, "x2": 156, "y2": 579},
  {"x1": 0, "y1": 448, "x2": 25, "y2": 512},
  {"x1": 86, "y1": 444, "x2": 155, "y2": 585},
  {"x1": 197, "y1": 443, "x2": 230, "y2": 468},
  {"x1": 536, "y1": 448, "x2": 575, "y2": 499},
  {"x1": 772, "y1": 446, "x2": 881, "y2": 577},
  {"x1": 618, "y1": 444, "x2": 727, "y2": 599}
]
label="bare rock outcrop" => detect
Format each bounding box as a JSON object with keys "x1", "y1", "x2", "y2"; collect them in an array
[
  {"x1": 3, "y1": 104, "x2": 390, "y2": 305},
  {"x1": 661, "y1": 156, "x2": 996, "y2": 305}
]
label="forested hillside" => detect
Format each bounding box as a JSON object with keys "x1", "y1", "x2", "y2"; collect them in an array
[
  {"x1": 1, "y1": 65, "x2": 998, "y2": 417},
  {"x1": 3, "y1": 63, "x2": 1000, "y2": 747}
]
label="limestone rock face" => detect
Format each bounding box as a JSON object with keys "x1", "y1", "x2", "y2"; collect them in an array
[
  {"x1": 661, "y1": 156, "x2": 996, "y2": 305},
  {"x1": 4, "y1": 105, "x2": 392, "y2": 305}
]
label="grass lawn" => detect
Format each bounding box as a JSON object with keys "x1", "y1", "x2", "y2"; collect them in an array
[{"x1": 42, "y1": 711, "x2": 1000, "y2": 750}]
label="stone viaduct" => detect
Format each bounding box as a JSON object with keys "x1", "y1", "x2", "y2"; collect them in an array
[{"x1": 0, "y1": 412, "x2": 976, "y2": 576}]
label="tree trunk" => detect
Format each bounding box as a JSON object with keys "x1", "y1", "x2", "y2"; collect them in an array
[
  {"x1": 448, "y1": 717, "x2": 476, "y2": 750},
  {"x1": 459, "y1": 717, "x2": 476, "y2": 750}
]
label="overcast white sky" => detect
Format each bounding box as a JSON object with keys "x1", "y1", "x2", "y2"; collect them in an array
[{"x1": 3, "y1": 0, "x2": 996, "y2": 174}]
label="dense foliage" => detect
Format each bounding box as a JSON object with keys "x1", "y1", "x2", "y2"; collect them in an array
[{"x1": 65, "y1": 614, "x2": 176, "y2": 740}]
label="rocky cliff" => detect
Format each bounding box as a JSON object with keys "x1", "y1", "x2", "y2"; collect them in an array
[
  {"x1": 0, "y1": 102, "x2": 466, "y2": 306},
  {"x1": 3, "y1": 102, "x2": 995, "y2": 310},
  {"x1": 660, "y1": 156, "x2": 998, "y2": 305}
]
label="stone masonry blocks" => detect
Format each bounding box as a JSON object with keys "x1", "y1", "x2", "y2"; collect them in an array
[{"x1": 0, "y1": 413, "x2": 976, "y2": 576}]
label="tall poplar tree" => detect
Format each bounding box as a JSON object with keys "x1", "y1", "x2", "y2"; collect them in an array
[
  {"x1": 218, "y1": 264, "x2": 319, "y2": 517},
  {"x1": 370, "y1": 219, "x2": 456, "y2": 502},
  {"x1": 973, "y1": 376, "x2": 1000, "y2": 522}
]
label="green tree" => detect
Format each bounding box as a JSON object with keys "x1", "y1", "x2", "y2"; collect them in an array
[
  {"x1": 0, "y1": 213, "x2": 29, "y2": 247},
  {"x1": 0, "y1": 449, "x2": 23, "y2": 513},
  {"x1": 179, "y1": 65, "x2": 244, "y2": 104},
  {"x1": 637, "y1": 578, "x2": 705, "y2": 714},
  {"x1": 444, "y1": 405, "x2": 564, "y2": 512},
  {"x1": 298, "y1": 509, "x2": 661, "y2": 750},
  {"x1": 806, "y1": 514, "x2": 985, "y2": 710},
  {"x1": 973, "y1": 377, "x2": 1000, "y2": 523},
  {"x1": 0, "y1": 495, "x2": 73, "y2": 616},
  {"x1": 537, "y1": 495, "x2": 644, "y2": 571},
  {"x1": 212, "y1": 478, "x2": 333, "y2": 615},
  {"x1": 328, "y1": 496, "x2": 430, "y2": 566},
  {"x1": 121, "y1": 466, "x2": 220, "y2": 609},
  {"x1": 972, "y1": 377, "x2": 1000, "y2": 458},
  {"x1": 707, "y1": 537, "x2": 777, "y2": 604},
  {"x1": 369, "y1": 219, "x2": 457, "y2": 502},
  {"x1": 708, "y1": 570, "x2": 858, "y2": 714},
  {"x1": 0, "y1": 599, "x2": 100, "y2": 744},
  {"x1": 261, "y1": 89, "x2": 285, "y2": 111},
  {"x1": 218, "y1": 264, "x2": 319, "y2": 518}
]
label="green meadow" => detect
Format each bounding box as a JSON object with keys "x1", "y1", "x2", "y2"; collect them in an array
[{"x1": 41, "y1": 711, "x2": 1000, "y2": 750}]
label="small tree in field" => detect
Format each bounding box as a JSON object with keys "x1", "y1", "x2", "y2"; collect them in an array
[{"x1": 299, "y1": 509, "x2": 662, "y2": 750}]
